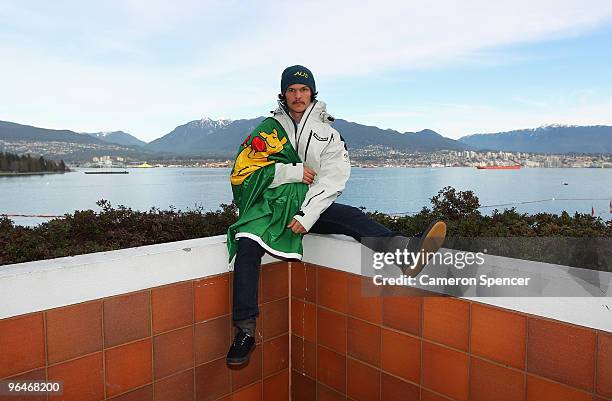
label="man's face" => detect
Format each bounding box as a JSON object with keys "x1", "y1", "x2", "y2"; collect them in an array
[{"x1": 285, "y1": 83, "x2": 312, "y2": 114}]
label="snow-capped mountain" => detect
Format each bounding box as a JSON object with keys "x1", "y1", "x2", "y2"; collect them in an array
[
  {"x1": 145, "y1": 117, "x2": 261, "y2": 156},
  {"x1": 459, "y1": 125, "x2": 612, "y2": 153},
  {"x1": 186, "y1": 117, "x2": 233, "y2": 132},
  {"x1": 145, "y1": 117, "x2": 470, "y2": 156}
]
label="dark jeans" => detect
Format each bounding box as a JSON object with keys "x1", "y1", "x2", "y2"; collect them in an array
[{"x1": 232, "y1": 202, "x2": 401, "y2": 322}]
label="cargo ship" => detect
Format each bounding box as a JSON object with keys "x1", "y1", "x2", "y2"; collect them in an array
[
  {"x1": 476, "y1": 165, "x2": 521, "y2": 170},
  {"x1": 84, "y1": 171, "x2": 129, "y2": 174}
]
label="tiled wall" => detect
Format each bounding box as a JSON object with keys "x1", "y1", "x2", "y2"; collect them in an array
[
  {"x1": 0, "y1": 262, "x2": 290, "y2": 401},
  {"x1": 290, "y1": 262, "x2": 612, "y2": 401},
  {"x1": 2, "y1": 259, "x2": 611, "y2": 401}
]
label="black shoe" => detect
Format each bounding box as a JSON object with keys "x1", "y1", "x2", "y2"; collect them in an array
[
  {"x1": 397, "y1": 220, "x2": 447, "y2": 277},
  {"x1": 226, "y1": 330, "x2": 255, "y2": 366}
]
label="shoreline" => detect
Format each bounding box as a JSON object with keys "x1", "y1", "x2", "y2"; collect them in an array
[{"x1": 0, "y1": 171, "x2": 70, "y2": 176}]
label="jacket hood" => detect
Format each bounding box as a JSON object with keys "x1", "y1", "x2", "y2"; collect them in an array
[{"x1": 273, "y1": 100, "x2": 335, "y2": 124}]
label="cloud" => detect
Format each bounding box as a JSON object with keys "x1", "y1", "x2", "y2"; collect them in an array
[
  {"x1": 197, "y1": 0, "x2": 612, "y2": 76},
  {"x1": 1, "y1": 0, "x2": 612, "y2": 141}
]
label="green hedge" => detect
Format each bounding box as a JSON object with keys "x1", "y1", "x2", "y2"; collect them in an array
[{"x1": 1, "y1": 187, "x2": 610, "y2": 269}]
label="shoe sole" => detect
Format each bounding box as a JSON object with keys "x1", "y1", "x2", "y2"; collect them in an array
[
  {"x1": 226, "y1": 345, "x2": 255, "y2": 366},
  {"x1": 404, "y1": 220, "x2": 447, "y2": 278}
]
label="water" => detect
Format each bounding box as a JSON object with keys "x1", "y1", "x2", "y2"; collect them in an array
[{"x1": 1, "y1": 167, "x2": 611, "y2": 226}]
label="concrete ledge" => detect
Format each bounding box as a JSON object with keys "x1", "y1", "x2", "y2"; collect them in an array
[
  {"x1": 1, "y1": 234, "x2": 611, "y2": 333},
  {"x1": 0, "y1": 235, "x2": 278, "y2": 319},
  {"x1": 302, "y1": 234, "x2": 612, "y2": 332}
]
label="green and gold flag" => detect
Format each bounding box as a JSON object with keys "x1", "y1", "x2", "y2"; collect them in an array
[{"x1": 227, "y1": 117, "x2": 308, "y2": 262}]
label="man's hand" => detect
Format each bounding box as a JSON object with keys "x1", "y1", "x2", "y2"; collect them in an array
[
  {"x1": 303, "y1": 166, "x2": 316, "y2": 184},
  {"x1": 287, "y1": 218, "x2": 307, "y2": 234}
]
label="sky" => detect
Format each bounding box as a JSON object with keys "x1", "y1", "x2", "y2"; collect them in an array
[{"x1": 1, "y1": 0, "x2": 612, "y2": 142}]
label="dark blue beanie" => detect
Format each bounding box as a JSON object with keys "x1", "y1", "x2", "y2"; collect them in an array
[{"x1": 281, "y1": 65, "x2": 316, "y2": 95}]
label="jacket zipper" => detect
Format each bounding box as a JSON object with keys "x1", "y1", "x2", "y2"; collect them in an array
[
  {"x1": 278, "y1": 100, "x2": 318, "y2": 161},
  {"x1": 304, "y1": 130, "x2": 313, "y2": 162},
  {"x1": 278, "y1": 103, "x2": 298, "y2": 143},
  {"x1": 296, "y1": 100, "x2": 317, "y2": 154}
]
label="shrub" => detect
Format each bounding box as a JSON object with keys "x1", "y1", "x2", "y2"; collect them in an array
[{"x1": 1, "y1": 187, "x2": 610, "y2": 269}]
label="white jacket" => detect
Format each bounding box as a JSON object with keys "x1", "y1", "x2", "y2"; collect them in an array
[{"x1": 268, "y1": 100, "x2": 351, "y2": 231}]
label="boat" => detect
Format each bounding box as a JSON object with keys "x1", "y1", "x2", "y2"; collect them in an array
[
  {"x1": 84, "y1": 170, "x2": 129, "y2": 174},
  {"x1": 132, "y1": 162, "x2": 155, "y2": 168},
  {"x1": 476, "y1": 165, "x2": 521, "y2": 170}
]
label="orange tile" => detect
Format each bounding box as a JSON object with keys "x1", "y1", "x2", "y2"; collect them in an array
[
  {"x1": 317, "y1": 307, "x2": 347, "y2": 354},
  {"x1": 381, "y1": 373, "x2": 419, "y2": 401},
  {"x1": 261, "y1": 262, "x2": 288, "y2": 303},
  {"x1": 317, "y1": 383, "x2": 346, "y2": 401},
  {"x1": 233, "y1": 381, "x2": 261, "y2": 401},
  {"x1": 195, "y1": 358, "x2": 231, "y2": 401},
  {"x1": 231, "y1": 346, "x2": 262, "y2": 391},
  {"x1": 154, "y1": 369, "x2": 194, "y2": 401},
  {"x1": 527, "y1": 317, "x2": 596, "y2": 391},
  {"x1": 154, "y1": 326, "x2": 194, "y2": 380},
  {"x1": 597, "y1": 332, "x2": 612, "y2": 397},
  {"x1": 105, "y1": 338, "x2": 152, "y2": 398},
  {"x1": 469, "y1": 357, "x2": 525, "y2": 401},
  {"x1": 194, "y1": 274, "x2": 230, "y2": 322},
  {"x1": 104, "y1": 291, "x2": 151, "y2": 348},
  {"x1": 382, "y1": 287, "x2": 422, "y2": 336},
  {"x1": 229, "y1": 271, "x2": 235, "y2": 313},
  {"x1": 292, "y1": 262, "x2": 317, "y2": 303},
  {"x1": 0, "y1": 313, "x2": 45, "y2": 378},
  {"x1": 291, "y1": 335, "x2": 316, "y2": 378},
  {"x1": 109, "y1": 385, "x2": 153, "y2": 401},
  {"x1": 291, "y1": 299, "x2": 316, "y2": 342},
  {"x1": 381, "y1": 328, "x2": 420, "y2": 383},
  {"x1": 422, "y1": 296, "x2": 469, "y2": 351},
  {"x1": 292, "y1": 370, "x2": 316, "y2": 401},
  {"x1": 348, "y1": 317, "x2": 380, "y2": 367},
  {"x1": 470, "y1": 303, "x2": 526, "y2": 369},
  {"x1": 152, "y1": 281, "x2": 194, "y2": 334},
  {"x1": 317, "y1": 267, "x2": 348, "y2": 313},
  {"x1": 347, "y1": 274, "x2": 382, "y2": 324},
  {"x1": 421, "y1": 390, "x2": 452, "y2": 401},
  {"x1": 317, "y1": 346, "x2": 346, "y2": 394},
  {"x1": 263, "y1": 334, "x2": 289, "y2": 377},
  {"x1": 262, "y1": 298, "x2": 289, "y2": 340},
  {"x1": 526, "y1": 375, "x2": 592, "y2": 401},
  {"x1": 347, "y1": 358, "x2": 380, "y2": 401},
  {"x1": 48, "y1": 353, "x2": 104, "y2": 401},
  {"x1": 0, "y1": 368, "x2": 46, "y2": 401},
  {"x1": 422, "y1": 341, "x2": 469, "y2": 401},
  {"x1": 263, "y1": 369, "x2": 289, "y2": 401},
  {"x1": 195, "y1": 315, "x2": 231, "y2": 365},
  {"x1": 46, "y1": 301, "x2": 103, "y2": 364}
]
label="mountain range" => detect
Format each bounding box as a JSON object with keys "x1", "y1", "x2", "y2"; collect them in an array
[
  {"x1": 0, "y1": 120, "x2": 106, "y2": 145},
  {"x1": 1, "y1": 118, "x2": 611, "y2": 160},
  {"x1": 0, "y1": 120, "x2": 160, "y2": 161},
  {"x1": 144, "y1": 117, "x2": 470, "y2": 156},
  {"x1": 458, "y1": 125, "x2": 612, "y2": 154},
  {"x1": 145, "y1": 118, "x2": 264, "y2": 156},
  {"x1": 85, "y1": 131, "x2": 147, "y2": 148}
]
